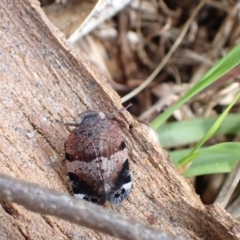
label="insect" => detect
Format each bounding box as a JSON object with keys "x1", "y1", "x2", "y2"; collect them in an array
[{"x1": 64, "y1": 104, "x2": 132, "y2": 205}]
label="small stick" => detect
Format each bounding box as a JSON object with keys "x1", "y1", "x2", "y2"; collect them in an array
[{"x1": 0, "y1": 173, "x2": 181, "y2": 240}]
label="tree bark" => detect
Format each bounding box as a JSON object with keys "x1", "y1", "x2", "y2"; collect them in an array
[{"x1": 0, "y1": 0, "x2": 239, "y2": 239}]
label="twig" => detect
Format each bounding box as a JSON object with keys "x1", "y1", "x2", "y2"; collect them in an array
[
  {"x1": 0, "y1": 173, "x2": 182, "y2": 240},
  {"x1": 226, "y1": 195, "x2": 240, "y2": 219},
  {"x1": 121, "y1": 0, "x2": 206, "y2": 103},
  {"x1": 215, "y1": 160, "x2": 240, "y2": 209}
]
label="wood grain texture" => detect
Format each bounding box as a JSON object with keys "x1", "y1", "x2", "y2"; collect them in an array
[{"x1": 0, "y1": 0, "x2": 239, "y2": 239}]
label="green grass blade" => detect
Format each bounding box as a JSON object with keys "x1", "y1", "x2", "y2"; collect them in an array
[
  {"x1": 151, "y1": 44, "x2": 240, "y2": 129},
  {"x1": 158, "y1": 114, "x2": 240, "y2": 148},
  {"x1": 200, "y1": 142, "x2": 240, "y2": 156},
  {"x1": 177, "y1": 92, "x2": 240, "y2": 166},
  {"x1": 169, "y1": 143, "x2": 240, "y2": 177},
  {"x1": 184, "y1": 154, "x2": 239, "y2": 177},
  {"x1": 191, "y1": 92, "x2": 240, "y2": 150}
]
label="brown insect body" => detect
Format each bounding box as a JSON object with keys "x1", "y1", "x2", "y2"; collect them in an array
[{"x1": 65, "y1": 109, "x2": 131, "y2": 205}]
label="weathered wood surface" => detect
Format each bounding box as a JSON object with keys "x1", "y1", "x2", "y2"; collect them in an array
[{"x1": 0, "y1": 0, "x2": 239, "y2": 239}]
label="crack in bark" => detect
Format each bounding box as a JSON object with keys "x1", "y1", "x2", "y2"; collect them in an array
[
  {"x1": 0, "y1": 201, "x2": 30, "y2": 240},
  {"x1": 1, "y1": 200, "x2": 20, "y2": 218}
]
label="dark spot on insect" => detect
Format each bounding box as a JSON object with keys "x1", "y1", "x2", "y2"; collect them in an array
[
  {"x1": 65, "y1": 153, "x2": 74, "y2": 162},
  {"x1": 120, "y1": 141, "x2": 126, "y2": 150},
  {"x1": 90, "y1": 197, "x2": 99, "y2": 203},
  {"x1": 68, "y1": 172, "x2": 78, "y2": 182},
  {"x1": 84, "y1": 196, "x2": 103, "y2": 204},
  {"x1": 123, "y1": 174, "x2": 131, "y2": 184}
]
